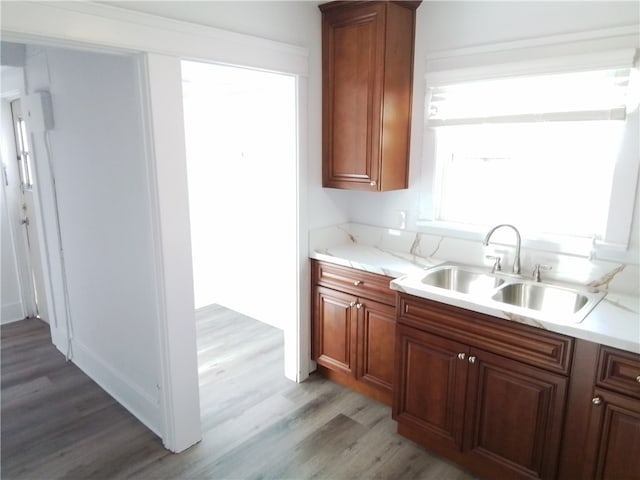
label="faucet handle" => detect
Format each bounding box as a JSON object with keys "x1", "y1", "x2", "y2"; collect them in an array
[
  {"x1": 533, "y1": 264, "x2": 552, "y2": 282},
  {"x1": 486, "y1": 255, "x2": 502, "y2": 273}
]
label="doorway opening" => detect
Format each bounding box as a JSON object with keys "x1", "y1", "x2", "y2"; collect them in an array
[{"x1": 181, "y1": 60, "x2": 298, "y2": 381}]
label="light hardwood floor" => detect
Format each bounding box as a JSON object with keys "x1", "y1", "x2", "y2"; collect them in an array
[{"x1": 1, "y1": 306, "x2": 474, "y2": 479}]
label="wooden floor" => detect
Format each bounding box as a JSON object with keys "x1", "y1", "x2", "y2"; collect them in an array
[{"x1": 1, "y1": 306, "x2": 474, "y2": 479}]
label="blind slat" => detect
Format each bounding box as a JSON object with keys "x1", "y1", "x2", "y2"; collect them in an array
[
  {"x1": 427, "y1": 67, "x2": 635, "y2": 126},
  {"x1": 428, "y1": 107, "x2": 627, "y2": 127}
]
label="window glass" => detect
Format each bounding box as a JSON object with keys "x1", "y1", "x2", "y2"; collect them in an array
[
  {"x1": 434, "y1": 121, "x2": 624, "y2": 239},
  {"x1": 425, "y1": 66, "x2": 637, "y2": 248}
]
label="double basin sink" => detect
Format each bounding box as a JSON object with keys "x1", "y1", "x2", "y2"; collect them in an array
[{"x1": 404, "y1": 263, "x2": 607, "y2": 324}]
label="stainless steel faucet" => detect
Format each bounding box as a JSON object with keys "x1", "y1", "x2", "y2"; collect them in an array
[{"x1": 483, "y1": 224, "x2": 521, "y2": 275}]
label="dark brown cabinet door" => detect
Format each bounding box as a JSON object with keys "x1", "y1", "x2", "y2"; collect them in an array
[
  {"x1": 356, "y1": 299, "x2": 396, "y2": 395},
  {"x1": 464, "y1": 348, "x2": 568, "y2": 480},
  {"x1": 322, "y1": 2, "x2": 384, "y2": 189},
  {"x1": 393, "y1": 324, "x2": 468, "y2": 451},
  {"x1": 583, "y1": 387, "x2": 640, "y2": 480},
  {"x1": 312, "y1": 286, "x2": 357, "y2": 375},
  {"x1": 320, "y1": 1, "x2": 417, "y2": 191},
  {"x1": 311, "y1": 260, "x2": 397, "y2": 404}
]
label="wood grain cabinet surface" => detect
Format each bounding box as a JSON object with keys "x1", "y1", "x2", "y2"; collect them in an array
[
  {"x1": 310, "y1": 259, "x2": 640, "y2": 479},
  {"x1": 560, "y1": 342, "x2": 640, "y2": 480},
  {"x1": 394, "y1": 293, "x2": 571, "y2": 480},
  {"x1": 311, "y1": 260, "x2": 396, "y2": 404},
  {"x1": 319, "y1": 1, "x2": 420, "y2": 191}
]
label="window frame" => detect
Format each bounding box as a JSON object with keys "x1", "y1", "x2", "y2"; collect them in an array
[{"x1": 416, "y1": 45, "x2": 639, "y2": 262}]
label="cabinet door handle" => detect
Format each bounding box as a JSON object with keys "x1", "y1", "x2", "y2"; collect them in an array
[
  {"x1": 636, "y1": 375, "x2": 640, "y2": 383},
  {"x1": 457, "y1": 353, "x2": 466, "y2": 360},
  {"x1": 592, "y1": 396, "x2": 603, "y2": 406},
  {"x1": 369, "y1": 181, "x2": 376, "y2": 187},
  {"x1": 355, "y1": 303, "x2": 363, "y2": 309},
  {"x1": 349, "y1": 302, "x2": 356, "y2": 308},
  {"x1": 468, "y1": 356, "x2": 477, "y2": 364},
  {"x1": 353, "y1": 280, "x2": 362, "y2": 286}
]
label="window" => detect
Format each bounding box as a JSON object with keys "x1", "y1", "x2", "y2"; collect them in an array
[
  {"x1": 421, "y1": 57, "x2": 639, "y2": 255},
  {"x1": 10, "y1": 100, "x2": 34, "y2": 190},
  {"x1": 434, "y1": 121, "x2": 624, "y2": 239}
]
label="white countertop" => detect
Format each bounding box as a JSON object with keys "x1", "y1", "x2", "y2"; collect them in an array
[
  {"x1": 391, "y1": 268, "x2": 640, "y2": 354},
  {"x1": 310, "y1": 244, "x2": 433, "y2": 278},
  {"x1": 310, "y1": 224, "x2": 640, "y2": 354}
]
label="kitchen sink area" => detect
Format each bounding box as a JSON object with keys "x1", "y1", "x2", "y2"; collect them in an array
[
  {"x1": 310, "y1": 222, "x2": 639, "y2": 353},
  {"x1": 311, "y1": 221, "x2": 639, "y2": 480},
  {"x1": 420, "y1": 265, "x2": 505, "y2": 294},
  {"x1": 492, "y1": 282, "x2": 589, "y2": 314},
  {"x1": 401, "y1": 262, "x2": 607, "y2": 324},
  {"x1": 391, "y1": 222, "x2": 609, "y2": 325}
]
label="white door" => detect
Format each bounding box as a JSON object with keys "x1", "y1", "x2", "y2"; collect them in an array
[{"x1": 9, "y1": 99, "x2": 49, "y2": 322}]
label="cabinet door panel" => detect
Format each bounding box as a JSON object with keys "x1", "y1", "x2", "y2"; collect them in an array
[
  {"x1": 331, "y1": 18, "x2": 378, "y2": 180},
  {"x1": 393, "y1": 325, "x2": 468, "y2": 450},
  {"x1": 357, "y1": 300, "x2": 395, "y2": 394},
  {"x1": 584, "y1": 387, "x2": 640, "y2": 480},
  {"x1": 596, "y1": 347, "x2": 640, "y2": 399},
  {"x1": 465, "y1": 349, "x2": 567, "y2": 479},
  {"x1": 323, "y1": 4, "x2": 383, "y2": 187},
  {"x1": 313, "y1": 286, "x2": 356, "y2": 375}
]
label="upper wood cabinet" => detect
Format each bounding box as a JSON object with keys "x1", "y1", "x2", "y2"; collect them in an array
[{"x1": 319, "y1": 1, "x2": 420, "y2": 191}]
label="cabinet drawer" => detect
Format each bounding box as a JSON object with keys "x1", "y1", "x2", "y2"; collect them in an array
[
  {"x1": 596, "y1": 346, "x2": 640, "y2": 399},
  {"x1": 312, "y1": 260, "x2": 395, "y2": 305},
  {"x1": 398, "y1": 294, "x2": 573, "y2": 375}
]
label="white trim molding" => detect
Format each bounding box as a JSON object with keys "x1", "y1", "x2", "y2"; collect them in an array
[
  {"x1": 139, "y1": 53, "x2": 202, "y2": 453},
  {"x1": 427, "y1": 48, "x2": 638, "y2": 86},
  {"x1": 426, "y1": 24, "x2": 639, "y2": 84},
  {"x1": 1, "y1": 302, "x2": 25, "y2": 325},
  {"x1": 71, "y1": 339, "x2": 163, "y2": 437},
  {"x1": 1, "y1": 1, "x2": 309, "y2": 76}
]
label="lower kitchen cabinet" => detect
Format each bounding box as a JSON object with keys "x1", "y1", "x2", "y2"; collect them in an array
[
  {"x1": 314, "y1": 286, "x2": 357, "y2": 376},
  {"x1": 393, "y1": 325, "x2": 467, "y2": 451},
  {"x1": 356, "y1": 299, "x2": 396, "y2": 395},
  {"x1": 311, "y1": 260, "x2": 396, "y2": 404},
  {"x1": 560, "y1": 341, "x2": 640, "y2": 480},
  {"x1": 394, "y1": 293, "x2": 571, "y2": 480},
  {"x1": 463, "y1": 348, "x2": 567, "y2": 480},
  {"x1": 311, "y1": 261, "x2": 640, "y2": 479},
  {"x1": 394, "y1": 323, "x2": 567, "y2": 480},
  {"x1": 582, "y1": 387, "x2": 640, "y2": 479}
]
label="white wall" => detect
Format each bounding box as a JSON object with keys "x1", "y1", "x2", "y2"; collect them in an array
[
  {"x1": 23, "y1": 45, "x2": 163, "y2": 432},
  {"x1": 104, "y1": 0, "x2": 640, "y2": 242},
  {"x1": 0, "y1": 66, "x2": 28, "y2": 324},
  {"x1": 104, "y1": 0, "x2": 346, "y2": 231},
  {"x1": 0, "y1": 184, "x2": 22, "y2": 323},
  {"x1": 333, "y1": 1, "x2": 640, "y2": 260},
  {"x1": 1, "y1": 100, "x2": 22, "y2": 323},
  {"x1": 183, "y1": 62, "x2": 298, "y2": 332},
  {"x1": 0, "y1": 148, "x2": 24, "y2": 323},
  {"x1": 421, "y1": 1, "x2": 639, "y2": 52}
]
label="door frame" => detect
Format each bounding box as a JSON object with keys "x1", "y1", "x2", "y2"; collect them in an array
[{"x1": 1, "y1": 1, "x2": 311, "y2": 453}]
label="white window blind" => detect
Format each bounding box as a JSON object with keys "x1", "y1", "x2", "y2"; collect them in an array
[
  {"x1": 427, "y1": 67, "x2": 636, "y2": 127},
  {"x1": 420, "y1": 41, "x2": 639, "y2": 256}
]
